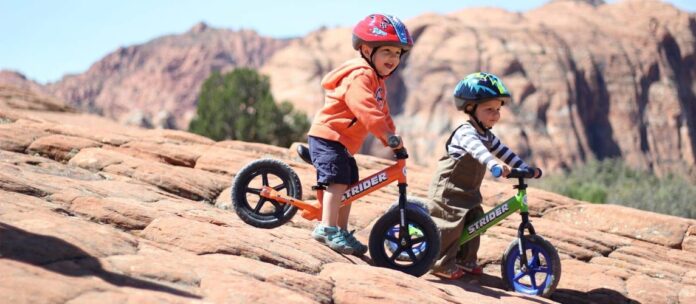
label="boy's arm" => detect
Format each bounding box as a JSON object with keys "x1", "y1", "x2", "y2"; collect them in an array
[
  {"x1": 489, "y1": 136, "x2": 529, "y2": 168},
  {"x1": 344, "y1": 73, "x2": 396, "y2": 146},
  {"x1": 448, "y1": 124, "x2": 502, "y2": 171}
]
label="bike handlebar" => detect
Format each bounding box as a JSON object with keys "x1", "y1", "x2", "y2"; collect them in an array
[{"x1": 490, "y1": 165, "x2": 542, "y2": 179}]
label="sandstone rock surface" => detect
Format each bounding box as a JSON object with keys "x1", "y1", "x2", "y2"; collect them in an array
[{"x1": 1, "y1": 84, "x2": 695, "y2": 303}]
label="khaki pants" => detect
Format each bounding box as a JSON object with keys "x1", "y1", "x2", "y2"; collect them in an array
[{"x1": 429, "y1": 198, "x2": 484, "y2": 272}]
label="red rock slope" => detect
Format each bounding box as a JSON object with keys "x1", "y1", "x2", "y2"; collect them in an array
[{"x1": 1, "y1": 85, "x2": 694, "y2": 303}]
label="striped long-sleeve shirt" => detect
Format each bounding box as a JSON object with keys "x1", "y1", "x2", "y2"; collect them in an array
[{"x1": 447, "y1": 122, "x2": 528, "y2": 171}]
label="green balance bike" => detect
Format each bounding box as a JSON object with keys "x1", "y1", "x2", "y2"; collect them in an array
[
  {"x1": 380, "y1": 166, "x2": 560, "y2": 297},
  {"x1": 475, "y1": 166, "x2": 561, "y2": 297}
]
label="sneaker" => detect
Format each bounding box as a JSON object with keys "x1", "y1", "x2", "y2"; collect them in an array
[
  {"x1": 312, "y1": 224, "x2": 330, "y2": 242},
  {"x1": 457, "y1": 261, "x2": 483, "y2": 275},
  {"x1": 312, "y1": 225, "x2": 354, "y2": 255},
  {"x1": 433, "y1": 266, "x2": 465, "y2": 280},
  {"x1": 342, "y1": 229, "x2": 368, "y2": 256}
]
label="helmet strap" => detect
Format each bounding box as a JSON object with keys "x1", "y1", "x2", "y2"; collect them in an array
[
  {"x1": 465, "y1": 104, "x2": 491, "y2": 131},
  {"x1": 473, "y1": 117, "x2": 490, "y2": 131},
  {"x1": 360, "y1": 47, "x2": 382, "y2": 79}
]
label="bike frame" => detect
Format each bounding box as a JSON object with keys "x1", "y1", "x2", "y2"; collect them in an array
[
  {"x1": 458, "y1": 188, "x2": 528, "y2": 245},
  {"x1": 259, "y1": 158, "x2": 408, "y2": 221},
  {"x1": 458, "y1": 177, "x2": 536, "y2": 267}
]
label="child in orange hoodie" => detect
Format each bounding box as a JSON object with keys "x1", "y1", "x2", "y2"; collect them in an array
[{"x1": 308, "y1": 13, "x2": 413, "y2": 255}]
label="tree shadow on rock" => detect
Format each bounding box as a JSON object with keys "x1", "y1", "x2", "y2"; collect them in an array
[
  {"x1": 0, "y1": 222, "x2": 200, "y2": 299},
  {"x1": 432, "y1": 273, "x2": 551, "y2": 304}
]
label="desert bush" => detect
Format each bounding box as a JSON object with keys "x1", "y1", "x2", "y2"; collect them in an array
[
  {"x1": 532, "y1": 159, "x2": 696, "y2": 219},
  {"x1": 189, "y1": 68, "x2": 309, "y2": 147}
]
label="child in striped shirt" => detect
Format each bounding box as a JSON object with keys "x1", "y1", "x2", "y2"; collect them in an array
[{"x1": 428, "y1": 72, "x2": 541, "y2": 279}]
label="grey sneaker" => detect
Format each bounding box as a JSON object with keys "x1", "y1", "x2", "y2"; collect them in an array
[
  {"x1": 312, "y1": 224, "x2": 330, "y2": 242},
  {"x1": 343, "y1": 229, "x2": 368, "y2": 256},
  {"x1": 312, "y1": 225, "x2": 354, "y2": 255}
]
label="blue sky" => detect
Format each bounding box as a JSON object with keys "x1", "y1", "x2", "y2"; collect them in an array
[{"x1": 1, "y1": 0, "x2": 694, "y2": 84}]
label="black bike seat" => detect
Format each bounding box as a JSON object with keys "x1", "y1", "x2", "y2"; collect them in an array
[{"x1": 296, "y1": 144, "x2": 312, "y2": 164}]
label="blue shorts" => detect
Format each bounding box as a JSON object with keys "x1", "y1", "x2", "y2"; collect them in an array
[{"x1": 308, "y1": 136, "x2": 359, "y2": 186}]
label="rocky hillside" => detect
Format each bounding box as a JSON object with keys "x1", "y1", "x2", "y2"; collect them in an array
[
  {"x1": 44, "y1": 22, "x2": 292, "y2": 129},
  {"x1": 2, "y1": 85, "x2": 695, "y2": 303},
  {"x1": 263, "y1": 0, "x2": 696, "y2": 179},
  {"x1": 4, "y1": 0, "x2": 694, "y2": 182}
]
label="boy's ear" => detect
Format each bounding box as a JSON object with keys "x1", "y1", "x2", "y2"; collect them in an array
[{"x1": 360, "y1": 45, "x2": 372, "y2": 57}]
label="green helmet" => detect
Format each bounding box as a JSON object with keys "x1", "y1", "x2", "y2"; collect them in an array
[{"x1": 453, "y1": 72, "x2": 511, "y2": 112}]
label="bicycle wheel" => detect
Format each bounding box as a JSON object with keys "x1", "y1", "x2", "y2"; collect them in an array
[
  {"x1": 231, "y1": 159, "x2": 301, "y2": 229},
  {"x1": 369, "y1": 199, "x2": 440, "y2": 277},
  {"x1": 501, "y1": 235, "x2": 561, "y2": 297}
]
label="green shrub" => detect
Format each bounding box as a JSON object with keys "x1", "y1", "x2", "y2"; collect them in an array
[
  {"x1": 531, "y1": 159, "x2": 696, "y2": 219},
  {"x1": 188, "y1": 68, "x2": 309, "y2": 147}
]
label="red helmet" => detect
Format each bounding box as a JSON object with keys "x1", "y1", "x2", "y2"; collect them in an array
[{"x1": 352, "y1": 14, "x2": 413, "y2": 52}]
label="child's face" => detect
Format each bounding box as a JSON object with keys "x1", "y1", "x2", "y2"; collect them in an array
[
  {"x1": 473, "y1": 99, "x2": 503, "y2": 128},
  {"x1": 363, "y1": 45, "x2": 402, "y2": 76}
]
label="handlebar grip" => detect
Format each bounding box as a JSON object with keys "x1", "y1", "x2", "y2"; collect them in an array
[
  {"x1": 387, "y1": 135, "x2": 402, "y2": 148},
  {"x1": 507, "y1": 167, "x2": 540, "y2": 179}
]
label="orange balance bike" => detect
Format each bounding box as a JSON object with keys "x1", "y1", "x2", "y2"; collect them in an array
[{"x1": 231, "y1": 136, "x2": 440, "y2": 276}]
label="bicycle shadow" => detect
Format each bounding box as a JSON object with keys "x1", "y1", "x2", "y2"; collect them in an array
[
  {"x1": 432, "y1": 273, "x2": 550, "y2": 304},
  {"x1": 551, "y1": 288, "x2": 640, "y2": 304},
  {"x1": 0, "y1": 222, "x2": 201, "y2": 299},
  {"x1": 433, "y1": 272, "x2": 639, "y2": 304}
]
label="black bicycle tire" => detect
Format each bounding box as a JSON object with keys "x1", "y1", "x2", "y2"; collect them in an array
[
  {"x1": 231, "y1": 158, "x2": 301, "y2": 229},
  {"x1": 368, "y1": 200, "x2": 440, "y2": 277}
]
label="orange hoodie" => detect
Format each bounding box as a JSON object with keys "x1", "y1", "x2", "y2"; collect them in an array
[{"x1": 308, "y1": 57, "x2": 396, "y2": 155}]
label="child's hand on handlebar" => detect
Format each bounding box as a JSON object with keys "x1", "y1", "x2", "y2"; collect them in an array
[
  {"x1": 387, "y1": 134, "x2": 409, "y2": 159},
  {"x1": 533, "y1": 167, "x2": 543, "y2": 178},
  {"x1": 492, "y1": 165, "x2": 541, "y2": 178},
  {"x1": 386, "y1": 134, "x2": 403, "y2": 150},
  {"x1": 502, "y1": 164, "x2": 512, "y2": 177}
]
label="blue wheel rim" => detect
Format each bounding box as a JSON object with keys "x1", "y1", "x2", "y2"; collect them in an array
[{"x1": 504, "y1": 240, "x2": 555, "y2": 295}]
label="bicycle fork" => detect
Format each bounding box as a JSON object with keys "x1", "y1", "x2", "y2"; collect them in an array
[
  {"x1": 515, "y1": 179, "x2": 536, "y2": 271},
  {"x1": 516, "y1": 211, "x2": 536, "y2": 271},
  {"x1": 397, "y1": 183, "x2": 411, "y2": 248}
]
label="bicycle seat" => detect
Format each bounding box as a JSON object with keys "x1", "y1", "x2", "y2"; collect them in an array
[{"x1": 296, "y1": 144, "x2": 312, "y2": 164}]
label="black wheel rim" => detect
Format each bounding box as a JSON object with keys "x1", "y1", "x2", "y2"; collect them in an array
[{"x1": 242, "y1": 169, "x2": 292, "y2": 217}]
